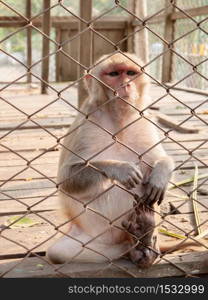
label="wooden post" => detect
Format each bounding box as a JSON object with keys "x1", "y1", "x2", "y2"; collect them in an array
[
  {"x1": 126, "y1": 0, "x2": 136, "y2": 53},
  {"x1": 78, "y1": 0, "x2": 92, "y2": 107},
  {"x1": 134, "y1": 0, "x2": 149, "y2": 64},
  {"x1": 162, "y1": 2, "x2": 175, "y2": 83},
  {"x1": 41, "y1": 0, "x2": 51, "y2": 94},
  {"x1": 26, "y1": 0, "x2": 32, "y2": 83},
  {"x1": 55, "y1": 28, "x2": 61, "y2": 82}
]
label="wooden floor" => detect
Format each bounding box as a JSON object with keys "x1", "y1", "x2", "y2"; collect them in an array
[{"x1": 0, "y1": 83, "x2": 208, "y2": 277}]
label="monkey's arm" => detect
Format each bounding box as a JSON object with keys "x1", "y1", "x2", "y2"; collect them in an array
[
  {"x1": 58, "y1": 160, "x2": 142, "y2": 194},
  {"x1": 143, "y1": 156, "x2": 174, "y2": 206}
]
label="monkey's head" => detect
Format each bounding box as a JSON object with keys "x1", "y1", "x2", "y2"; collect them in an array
[{"x1": 85, "y1": 52, "x2": 150, "y2": 106}]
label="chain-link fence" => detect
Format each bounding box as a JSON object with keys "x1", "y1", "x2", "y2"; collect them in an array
[{"x1": 0, "y1": 0, "x2": 208, "y2": 278}]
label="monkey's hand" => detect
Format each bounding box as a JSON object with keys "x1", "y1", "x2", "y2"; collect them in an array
[
  {"x1": 109, "y1": 162, "x2": 143, "y2": 190},
  {"x1": 142, "y1": 157, "x2": 174, "y2": 206},
  {"x1": 143, "y1": 172, "x2": 168, "y2": 206}
]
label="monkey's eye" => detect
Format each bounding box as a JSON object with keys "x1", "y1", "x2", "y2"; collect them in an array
[
  {"x1": 127, "y1": 70, "x2": 137, "y2": 76},
  {"x1": 108, "y1": 71, "x2": 119, "y2": 77}
]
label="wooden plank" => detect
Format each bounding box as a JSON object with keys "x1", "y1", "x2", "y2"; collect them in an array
[
  {"x1": 166, "y1": 83, "x2": 208, "y2": 97},
  {"x1": 167, "y1": 147, "x2": 208, "y2": 156},
  {"x1": 0, "y1": 15, "x2": 166, "y2": 29},
  {"x1": 0, "y1": 211, "x2": 66, "y2": 256},
  {"x1": 0, "y1": 133, "x2": 61, "y2": 151},
  {"x1": 0, "y1": 16, "x2": 129, "y2": 29},
  {"x1": 167, "y1": 198, "x2": 208, "y2": 214},
  {"x1": 0, "y1": 251, "x2": 208, "y2": 277},
  {"x1": 0, "y1": 151, "x2": 59, "y2": 166},
  {"x1": 93, "y1": 29, "x2": 127, "y2": 61},
  {"x1": 164, "y1": 136, "x2": 208, "y2": 144},
  {"x1": 171, "y1": 5, "x2": 208, "y2": 20},
  {"x1": 0, "y1": 164, "x2": 57, "y2": 181},
  {"x1": 41, "y1": 0, "x2": 51, "y2": 94},
  {"x1": 166, "y1": 132, "x2": 208, "y2": 145},
  {"x1": 0, "y1": 88, "x2": 78, "y2": 117},
  {"x1": 0, "y1": 195, "x2": 58, "y2": 215},
  {"x1": 161, "y1": 211, "x2": 208, "y2": 238},
  {"x1": 0, "y1": 178, "x2": 55, "y2": 197},
  {"x1": 132, "y1": 14, "x2": 165, "y2": 26},
  {"x1": 0, "y1": 117, "x2": 75, "y2": 131},
  {"x1": 78, "y1": 0, "x2": 92, "y2": 107},
  {"x1": 171, "y1": 167, "x2": 208, "y2": 181},
  {"x1": 0, "y1": 140, "x2": 60, "y2": 154}
]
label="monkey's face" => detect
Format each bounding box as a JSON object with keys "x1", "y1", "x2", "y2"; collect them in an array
[{"x1": 101, "y1": 63, "x2": 141, "y2": 102}]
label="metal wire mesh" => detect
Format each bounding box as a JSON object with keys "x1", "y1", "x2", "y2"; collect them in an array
[{"x1": 0, "y1": 0, "x2": 208, "y2": 278}]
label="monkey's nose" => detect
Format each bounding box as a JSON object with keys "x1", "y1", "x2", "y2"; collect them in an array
[{"x1": 122, "y1": 81, "x2": 131, "y2": 88}]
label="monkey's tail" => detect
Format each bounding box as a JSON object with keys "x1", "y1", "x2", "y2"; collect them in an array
[{"x1": 160, "y1": 240, "x2": 204, "y2": 253}]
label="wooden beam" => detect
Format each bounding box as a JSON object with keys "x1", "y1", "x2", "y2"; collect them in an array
[
  {"x1": 165, "y1": 83, "x2": 208, "y2": 96},
  {"x1": 55, "y1": 28, "x2": 61, "y2": 82},
  {"x1": 1, "y1": 4, "x2": 208, "y2": 29},
  {"x1": 78, "y1": 0, "x2": 92, "y2": 107},
  {"x1": 132, "y1": 14, "x2": 165, "y2": 26},
  {"x1": 0, "y1": 16, "x2": 129, "y2": 29},
  {"x1": 171, "y1": 5, "x2": 208, "y2": 20},
  {"x1": 126, "y1": 0, "x2": 136, "y2": 53},
  {"x1": 41, "y1": 0, "x2": 51, "y2": 94},
  {"x1": 134, "y1": 0, "x2": 149, "y2": 64},
  {"x1": 162, "y1": 3, "x2": 175, "y2": 83},
  {"x1": 26, "y1": 0, "x2": 32, "y2": 84},
  {"x1": 1, "y1": 251, "x2": 208, "y2": 277},
  {"x1": 132, "y1": 5, "x2": 208, "y2": 24}
]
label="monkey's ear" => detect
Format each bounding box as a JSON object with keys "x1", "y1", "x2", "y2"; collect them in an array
[{"x1": 84, "y1": 71, "x2": 106, "y2": 103}]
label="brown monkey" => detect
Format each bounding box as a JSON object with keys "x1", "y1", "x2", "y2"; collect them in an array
[
  {"x1": 47, "y1": 52, "x2": 185, "y2": 267},
  {"x1": 121, "y1": 202, "x2": 208, "y2": 268},
  {"x1": 122, "y1": 203, "x2": 159, "y2": 268}
]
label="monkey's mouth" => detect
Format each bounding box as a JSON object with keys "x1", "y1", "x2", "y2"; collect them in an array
[{"x1": 117, "y1": 86, "x2": 132, "y2": 98}]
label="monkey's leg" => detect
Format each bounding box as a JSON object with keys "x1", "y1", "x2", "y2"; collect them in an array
[
  {"x1": 47, "y1": 224, "x2": 130, "y2": 264},
  {"x1": 122, "y1": 205, "x2": 159, "y2": 268}
]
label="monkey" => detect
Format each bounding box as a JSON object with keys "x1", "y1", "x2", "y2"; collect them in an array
[
  {"x1": 47, "y1": 52, "x2": 205, "y2": 268},
  {"x1": 122, "y1": 203, "x2": 159, "y2": 268}
]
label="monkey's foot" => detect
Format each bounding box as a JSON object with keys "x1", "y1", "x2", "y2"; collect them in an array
[{"x1": 129, "y1": 245, "x2": 159, "y2": 268}]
